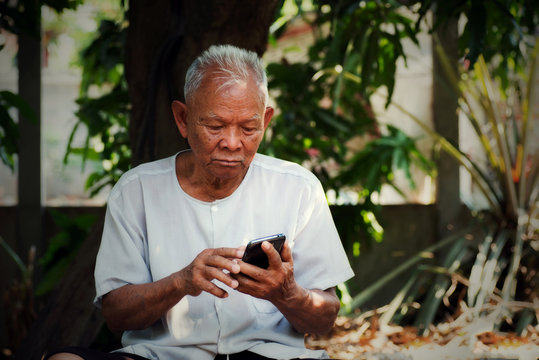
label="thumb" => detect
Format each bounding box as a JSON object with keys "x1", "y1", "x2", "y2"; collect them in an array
[{"x1": 280, "y1": 240, "x2": 293, "y2": 263}]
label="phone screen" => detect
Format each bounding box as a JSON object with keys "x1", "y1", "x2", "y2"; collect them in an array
[{"x1": 241, "y1": 234, "x2": 286, "y2": 269}]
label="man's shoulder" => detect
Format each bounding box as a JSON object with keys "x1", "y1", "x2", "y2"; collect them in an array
[
  {"x1": 251, "y1": 153, "x2": 319, "y2": 185},
  {"x1": 122, "y1": 155, "x2": 173, "y2": 181},
  {"x1": 109, "y1": 154, "x2": 175, "y2": 197}
]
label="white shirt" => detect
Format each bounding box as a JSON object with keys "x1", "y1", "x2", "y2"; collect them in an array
[{"x1": 94, "y1": 152, "x2": 354, "y2": 360}]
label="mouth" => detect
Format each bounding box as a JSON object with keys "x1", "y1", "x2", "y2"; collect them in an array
[{"x1": 212, "y1": 159, "x2": 243, "y2": 167}]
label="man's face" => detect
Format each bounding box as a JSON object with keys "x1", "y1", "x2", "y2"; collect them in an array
[{"x1": 173, "y1": 73, "x2": 273, "y2": 182}]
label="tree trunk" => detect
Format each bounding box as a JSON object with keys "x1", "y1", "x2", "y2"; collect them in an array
[
  {"x1": 432, "y1": 12, "x2": 462, "y2": 240},
  {"x1": 126, "y1": 0, "x2": 279, "y2": 165},
  {"x1": 15, "y1": 2, "x2": 278, "y2": 358}
]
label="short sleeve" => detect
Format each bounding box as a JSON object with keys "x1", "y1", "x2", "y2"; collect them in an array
[
  {"x1": 291, "y1": 178, "x2": 354, "y2": 290},
  {"x1": 94, "y1": 180, "x2": 152, "y2": 307}
]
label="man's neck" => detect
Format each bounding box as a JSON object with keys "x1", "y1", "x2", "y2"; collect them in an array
[{"x1": 175, "y1": 152, "x2": 246, "y2": 202}]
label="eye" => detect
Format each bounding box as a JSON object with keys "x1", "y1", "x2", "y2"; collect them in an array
[
  {"x1": 207, "y1": 125, "x2": 223, "y2": 131},
  {"x1": 242, "y1": 126, "x2": 257, "y2": 134}
]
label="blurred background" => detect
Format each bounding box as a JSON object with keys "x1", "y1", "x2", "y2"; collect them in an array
[{"x1": 0, "y1": 0, "x2": 537, "y2": 358}]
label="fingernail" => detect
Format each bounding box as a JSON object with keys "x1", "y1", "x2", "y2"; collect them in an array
[{"x1": 231, "y1": 280, "x2": 239, "y2": 288}]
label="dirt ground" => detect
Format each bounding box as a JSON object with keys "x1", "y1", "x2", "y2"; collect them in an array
[{"x1": 306, "y1": 312, "x2": 539, "y2": 360}]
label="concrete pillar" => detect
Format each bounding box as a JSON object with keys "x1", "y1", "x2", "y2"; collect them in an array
[{"x1": 17, "y1": 10, "x2": 43, "y2": 264}]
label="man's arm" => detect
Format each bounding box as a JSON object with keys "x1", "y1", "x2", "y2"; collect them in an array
[
  {"x1": 274, "y1": 286, "x2": 340, "y2": 335},
  {"x1": 102, "y1": 247, "x2": 243, "y2": 332},
  {"x1": 102, "y1": 273, "x2": 186, "y2": 332},
  {"x1": 234, "y1": 241, "x2": 340, "y2": 335}
]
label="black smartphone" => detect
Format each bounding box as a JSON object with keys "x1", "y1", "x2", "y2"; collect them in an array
[{"x1": 241, "y1": 234, "x2": 286, "y2": 269}]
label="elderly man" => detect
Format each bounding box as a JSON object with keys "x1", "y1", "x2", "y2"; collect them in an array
[{"x1": 48, "y1": 45, "x2": 354, "y2": 360}]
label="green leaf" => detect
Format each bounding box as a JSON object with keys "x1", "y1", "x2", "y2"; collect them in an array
[
  {"x1": 35, "y1": 256, "x2": 73, "y2": 296},
  {"x1": 414, "y1": 237, "x2": 469, "y2": 333},
  {"x1": 0, "y1": 236, "x2": 29, "y2": 281},
  {"x1": 342, "y1": 226, "x2": 478, "y2": 314},
  {"x1": 0, "y1": 90, "x2": 38, "y2": 123}
]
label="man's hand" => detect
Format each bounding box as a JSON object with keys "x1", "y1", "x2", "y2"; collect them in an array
[
  {"x1": 234, "y1": 240, "x2": 296, "y2": 302},
  {"x1": 234, "y1": 242, "x2": 341, "y2": 335},
  {"x1": 102, "y1": 247, "x2": 242, "y2": 332},
  {"x1": 180, "y1": 247, "x2": 243, "y2": 298}
]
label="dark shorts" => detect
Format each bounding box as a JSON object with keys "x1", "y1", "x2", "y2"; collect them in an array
[
  {"x1": 45, "y1": 346, "x2": 150, "y2": 360},
  {"x1": 46, "y1": 346, "x2": 315, "y2": 360}
]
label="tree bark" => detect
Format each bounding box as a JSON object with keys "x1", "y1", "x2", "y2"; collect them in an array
[
  {"x1": 15, "y1": 2, "x2": 278, "y2": 358},
  {"x1": 432, "y1": 13, "x2": 462, "y2": 240}
]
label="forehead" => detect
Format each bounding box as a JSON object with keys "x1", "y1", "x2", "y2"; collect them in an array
[{"x1": 188, "y1": 68, "x2": 266, "y2": 106}]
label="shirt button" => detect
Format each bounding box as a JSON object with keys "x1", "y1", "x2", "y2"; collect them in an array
[{"x1": 211, "y1": 205, "x2": 218, "y2": 212}]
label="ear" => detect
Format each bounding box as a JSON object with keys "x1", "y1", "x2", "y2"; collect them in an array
[
  {"x1": 171, "y1": 100, "x2": 189, "y2": 138},
  {"x1": 263, "y1": 106, "x2": 274, "y2": 130}
]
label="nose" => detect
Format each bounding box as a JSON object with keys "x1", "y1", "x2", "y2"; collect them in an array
[{"x1": 220, "y1": 127, "x2": 242, "y2": 151}]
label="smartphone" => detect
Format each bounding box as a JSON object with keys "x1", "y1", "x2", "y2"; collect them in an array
[{"x1": 242, "y1": 234, "x2": 286, "y2": 269}]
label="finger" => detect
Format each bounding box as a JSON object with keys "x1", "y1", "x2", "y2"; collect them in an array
[
  {"x1": 231, "y1": 272, "x2": 250, "y2": 284},
  {"x1": 232, "y1": 272, "x2": 264, "y2": 296},
  {"x1": 237, "y1": 245, "x2": 246, "y2": 258},
  {"x1": 237, "y1": 260, "x2": 267, "y2": 281},
  {"x1": 185, "y1": 266, "x2": 231, "y2": 298},
  {"x1": 262, "y1": 241, "x2": 282, "y2": 268},
  {"x1": 204, "y1": 249, "x2": 241, "y2": 274},
  {"x1": 204, "y1": 265, "x2": 240, "y2": 289},
  {"x1": 210, "y1": 247, "x2": 244, "y2": 260},
  {"x1": 201, "y1": 280, "x2": 229, "y2": 298}
]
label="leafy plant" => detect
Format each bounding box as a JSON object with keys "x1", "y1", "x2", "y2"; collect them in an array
[
  {"x1": 64, "y1": 17, "x2": 131, "y2": 197},
  {"x1": 0, "y1": 236, "x2": 36, "y2": 352},
  {"x1": 341, "y1": 38, "x2": 539, "y2": 334},
  {"x1": 0, "y1": 209, "x2": 97, "y2": 353},
  {"x1": 335, "y1": 124, "x2": 434, "y2": 198},
  {"x1": 415, "y1": 0, "x2": 537, "y2": 88},
  {"x1": 263, "y1": 0, "x2": 434, "y2": 244},
  {"x1": 0, "y1": 0, "x2": 82, "y2": 38},
  {"x1": 264, "y1": 0, "x2": 421, "y2": 172},
  {"x1": 36, "y1": 210, "x2": 97, "y2": 296},
  {"x1": 0, "y1": 1, "x2": 84, "y2": 175},
  {"x1": 0, "y1": 91, "x2": 37, "y2": 171}
]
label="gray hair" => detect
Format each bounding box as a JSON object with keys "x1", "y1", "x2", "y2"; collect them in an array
[{"x1": 184, "y1": 44, "x2": 268, "y2": 104}]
